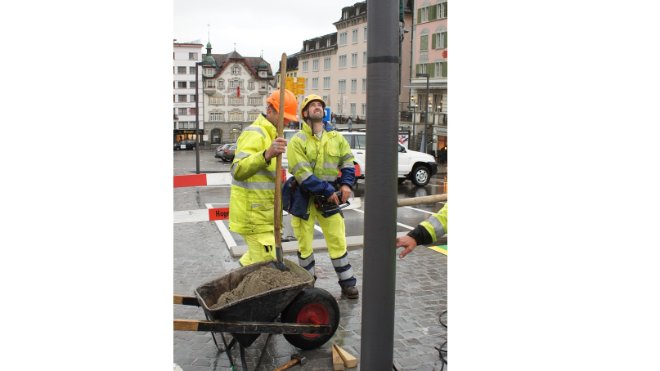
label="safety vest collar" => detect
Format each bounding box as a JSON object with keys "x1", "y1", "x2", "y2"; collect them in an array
[{"x1": 254, "y1": 114, "x2": 277, "y2": 139}]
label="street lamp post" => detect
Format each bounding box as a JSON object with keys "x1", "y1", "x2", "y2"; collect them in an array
[
  {"x1": 195, "y1": 61, "x2": 202, "y2": 174},
  {"x1": 407, "y1": 99, "x2": 417, "y2": 149},
  {"x1": 416, "y1": 73, "x2": 430, "y2": 153},
  {"x1": 434, "y1": 104, "x2": 441, "y2": 159}
]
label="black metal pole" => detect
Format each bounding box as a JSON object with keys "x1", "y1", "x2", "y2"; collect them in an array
[
  {"x1": 361, "y1": 0, "x2": 398, "y2": 369},
  {"x1": 195, "y1": 62, "x2": 201, "y2": 174}
]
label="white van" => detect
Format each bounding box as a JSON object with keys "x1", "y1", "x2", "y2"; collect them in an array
[
  {"x1": 282, "y1": 129, "x2": 437, "y2": 187},
  {"x1": 340, "y1": 131, "x2": 437, "y2": 186}
]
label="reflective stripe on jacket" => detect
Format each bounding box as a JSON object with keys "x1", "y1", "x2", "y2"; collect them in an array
[
  {"x1": 229, "y1": 114, "x2": 278, "y2": 234},
  {"x1": 286, "y1": 121, "x2": 355, "y2": 198},
  {"x1": 420, "y1": 203, "x2": 448, "y2": 243}
]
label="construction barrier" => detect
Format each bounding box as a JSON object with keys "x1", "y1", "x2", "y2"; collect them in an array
[{"x1": 174, "y1": 169, "x2": 287, "y2": 188}]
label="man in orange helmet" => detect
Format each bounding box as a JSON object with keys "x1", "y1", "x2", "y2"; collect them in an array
[{"x1": 229, "y1": 89, "x2": 299, "y2": 266}]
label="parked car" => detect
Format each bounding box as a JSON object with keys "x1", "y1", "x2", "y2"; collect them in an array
[
  {"x1": 176, "y1": 140, "x2": 196, "y2": 150},
  {"x1": 215, "y1": 143, "x2": 237, "y2": 162}
]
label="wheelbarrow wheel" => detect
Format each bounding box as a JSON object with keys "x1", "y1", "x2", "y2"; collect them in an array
[{"x1": 281, "y1": 287, "x2": 340, "y2": 350}]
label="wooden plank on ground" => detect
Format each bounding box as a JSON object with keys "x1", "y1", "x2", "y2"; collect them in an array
[
  {"x1": 332, "y1": 344, "x2": 345, "y2": 370},
  {"x1": 334, "y1": 343, "x2": 358, "y2": 368}
]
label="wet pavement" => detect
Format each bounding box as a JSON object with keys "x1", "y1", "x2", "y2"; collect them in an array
[{"x1": 174, "y1": 148, "x2": 448, "y2": 370}]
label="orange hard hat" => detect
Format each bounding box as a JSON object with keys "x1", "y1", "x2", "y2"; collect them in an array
[{"x1": 266, "y1": 89, "x2": 299, "y2": 122}]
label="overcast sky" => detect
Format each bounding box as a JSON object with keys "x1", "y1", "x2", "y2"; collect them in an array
[{"x1": 174, "y1": 0, "x2": 350, "y2": 69}]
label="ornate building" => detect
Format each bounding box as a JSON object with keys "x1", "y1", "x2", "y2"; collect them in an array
[{"x1": 200, "y1": 42, "x2": 276, "y2": 144}]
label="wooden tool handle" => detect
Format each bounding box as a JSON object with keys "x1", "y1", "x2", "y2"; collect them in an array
[
  {"x1": 274, "y1": 359, "x2": 298, "y2": 371},
  {"x1": 274, "y1": 53, "x2": 287, "y2": 252}
]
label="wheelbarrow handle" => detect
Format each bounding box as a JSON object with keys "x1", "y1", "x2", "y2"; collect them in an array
[
  {"x1": 173, "y1": 319, "x2": 332, "y2": 334},
  {"x1": 173, "y1": 295, "x2": 200, "y2": 306}
]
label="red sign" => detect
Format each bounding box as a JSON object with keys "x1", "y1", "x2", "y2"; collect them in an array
[
  {"x1": 442, "y1": 50, "x2": 448, "y2": 59},
  {"x1": 208, "y1": 207, "x2": 230, "y2": 221}
]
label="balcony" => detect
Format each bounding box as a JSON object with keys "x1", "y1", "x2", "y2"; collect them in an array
[{"x1": 204, "y1": 86, "x2": 218, "y2": 96}]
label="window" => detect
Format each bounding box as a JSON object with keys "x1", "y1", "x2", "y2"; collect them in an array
[
  {"x1": 312, "y1": 77, "x2": 319, "y2": 89},
  {"x1": 248, "y1": 96, "x2": 261, "y2": 105},
  {"x1": 177, "y1": 81, "x2": 187, "y2": 89},
  {"x1": 350, "y1": 104, "x2": 356, "y2": 117},
  {"x1": 361, "y1": 104, "x2": 366, "y2": 116},
  {"x1": 210, "y1": 96, "x2": 223, "y2": 105},
  {"x1": 438, "y1": 1, "x2": 448, "y2": 18},
  {"x1": 177, "y1": 94, "x2": 187, "y2": 102},
  {"x1": 323, "y1": 77, "x2": 330, "y2": 90},
  {"x1": 339, "y1": 55, "x2": 347, "y2": 68},
  {"x1": 351, "y1": 79, "x2": 357, "y2": 93},
  {"x1": 302, "y1": 61, "x2": 308, "y2": 72},
  {"x1": 433, "y1": 62, "x2": 448, "y2": 78},
  {"x1": 248, "y1": 81, "x2": 254, "y2": 90},
  {"x1": 178, "y1": 108, "x2": 187, "y2": 115},
  {"x1": 362, "y1": 78, "x2": 366, "y2": 92},
  {"x1": 363, "y1": 51, "x2": 367, "y2": 66},
  {"x1": 209, "y1": 111, "x2": 223, "y2": 121},
  {"x1": 418, "y1": 7, "x2": 429, "y2": 23},
  {"x1": 364, "y1": 27, "x2": 367, "y2": 42},
  {"x1": 177, "y1": 66, "x2": 186, "y2": 74},
  {"x1": 232, "y1": 65, "x2": 241, "y2": 75},
  {"x1": 339, "y1": 32, "x2": 347, "y2": 45},
  {"x1": 324, "y1": 57, "x2": 331, "y2": 70},
  {"x1": 229, "y1": 111, "x2": 243, "y2": 121},
  {"x1": 189, "y1": 52, "x2": 198, "y2": 60},
  {"x1": 354, "y1": 134, "x2": 367, "y2": 149},
  {"x1": 323, "y1": 95, "x2": 329, "y2": 103},
  {"x1": 189, "y1": 66, "x2": 196, "y2": 74},
  {"x1": 218, "y1": 79, "x2": 225, "y2": 89},
  {"x1": 190, "y1": 94, "x2": 196, "y2": 102},
  {"x1": 203, "y1": 67, "x2": 214, "y2": 76},
  {"x1": 351, "y1": 53, "x2": 358, "y2": 67},
  {"x1": 229, "y1": 96, "x2": 244, "y2": 105},
  {"x1": 190, "y1": 81, "x2": 196, "y2": 89},
  {"x1": 204, "y1": 79, "x2": 216, "y2": 89},
  {"x1": 420, "y1": 34, "x2": 429, "y2": 51},
  {"x1": 247, "y1": 112, "x2": 260, "y2": 121},
  {"x1": 312, "y1": 59, "x2": 319, "y2": 72},
  {"x1": 432, "y1": 32, "x2": 447, "y2": 49},
  {"x1": 338, "y1": 80, "x2": 346, "y2": 94},
  {"x1": 352, "y1": 29, "x2": 358, "y2": 43}
]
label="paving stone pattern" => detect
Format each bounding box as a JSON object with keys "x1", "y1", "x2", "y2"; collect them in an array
[{"x1": 174, "y1": 187, "x2": 447, "y2": 371}]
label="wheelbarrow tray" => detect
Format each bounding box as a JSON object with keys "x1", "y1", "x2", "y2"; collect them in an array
[{"x1": 195, "y1": 259, "x2": 314, "y2": 328}]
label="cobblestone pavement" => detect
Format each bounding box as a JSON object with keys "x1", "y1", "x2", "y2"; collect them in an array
[{"x1": 174, "y1": 151, "x2": 447, "y2": 370}]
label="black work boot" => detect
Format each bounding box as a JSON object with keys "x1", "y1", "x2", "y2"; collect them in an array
[{"x1": 341, "y1": 285, "x2": 359, "y2": 299}]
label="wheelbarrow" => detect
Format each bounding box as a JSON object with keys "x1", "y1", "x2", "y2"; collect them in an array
[{"x1": 174, "y1": 259, "x2": 340, "y2": 370}]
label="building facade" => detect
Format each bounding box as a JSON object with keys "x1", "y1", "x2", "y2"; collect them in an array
[
  {"x1": 288, "y1": 1, "x2": 413, "y2": 128},
  {"x1": 410, "y1": 0, "x2": 448, "y2": 153},
  {"x1": 200, "y1": 43, "x2": 275, "y2": 144},
  {"x1": 173, "y1": 41, "x2": 204, "y2": 144}
]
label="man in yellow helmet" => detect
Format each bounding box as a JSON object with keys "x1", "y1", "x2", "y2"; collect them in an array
[
  {"x1": 396, "y1": 203, "x2": 448, "y2": 259},
  {"x1": 286, "y1": 94, "x2": 359, "y2": 299},
  {"x1": 229, "y1": 89, "x2": 298, "y2": 266}
]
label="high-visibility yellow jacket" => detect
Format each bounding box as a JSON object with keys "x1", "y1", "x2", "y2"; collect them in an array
[
  {"x1": 228, "y1": 114, "x2": 278, "y2": 234},
  {"x1": 408, "y1": 203, "x2": 448, "y2": 245},
  {"x1": 286, "y1": 122, "x2": 355, "y2": 200}
]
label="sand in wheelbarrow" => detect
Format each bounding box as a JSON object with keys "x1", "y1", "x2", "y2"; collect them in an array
[{"x1": 213, "y1": 266, "x2": 305, "y2": 308}]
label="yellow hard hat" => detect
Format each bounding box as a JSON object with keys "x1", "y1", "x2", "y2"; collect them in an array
[
  {"x1": 266, "y1": 89, "x2": 299, "y2": 121},
  {"x1": 300, "y1": 94, "x2": 326, "y2": 116}
]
